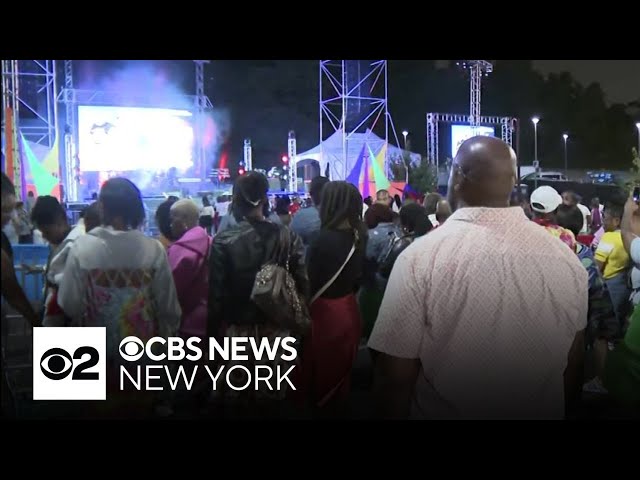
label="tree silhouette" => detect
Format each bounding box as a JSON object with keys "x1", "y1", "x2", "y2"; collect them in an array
[{"x1": 407, "y1": 158, "x2": 438, "y2": 194}]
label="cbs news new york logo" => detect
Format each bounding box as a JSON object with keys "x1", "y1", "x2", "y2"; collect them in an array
[
  {"x1": 33, "y1": 327, "x2": 106, "y2": 400},
  {"x1": 33, "y1": 327, "x2": 298, "y2": 401}
]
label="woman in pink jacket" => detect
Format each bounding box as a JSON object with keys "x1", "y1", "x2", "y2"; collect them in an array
[{"x1": 168, "y1": 199, "x2": 212, "y2": 340}]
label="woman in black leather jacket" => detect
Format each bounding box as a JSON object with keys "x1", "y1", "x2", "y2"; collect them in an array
[
  {"x1": 208, "y1": 172, "x2": 308, "y2": 336},
  {"x1": 207, "y1": 172, "x2": 308, "y2": 416}
]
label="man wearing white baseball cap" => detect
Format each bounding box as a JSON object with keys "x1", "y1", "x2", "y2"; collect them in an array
[
  {"x1": 531, "y1": 185, "x2": 563, "y2": 214},
  {"x1": 530, "y1": 185, "x2": 576, "y2": 251}
]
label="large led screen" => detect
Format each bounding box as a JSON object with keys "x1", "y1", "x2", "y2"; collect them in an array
[
  {"x1": 451, "y1": 125, "x2": 495, "y2": 158},
  {"x1": 77, "y1": 105, "x2": 194, "y2": 172}
]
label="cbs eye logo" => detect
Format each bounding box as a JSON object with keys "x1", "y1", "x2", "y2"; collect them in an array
[
  {"x1": 119, "y1": 336, "x2": 145, "y2": 361},
  {"x1": 40, "y1": 346, "x2": 100, "y2": 381},
  {"x1": 32, "y1": 327, "x2": 106, "y2": 401}
]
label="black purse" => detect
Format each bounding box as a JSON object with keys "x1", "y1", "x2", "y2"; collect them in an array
[{"x1": 250, "y1": 226, "x2": 311, "y2": 335}]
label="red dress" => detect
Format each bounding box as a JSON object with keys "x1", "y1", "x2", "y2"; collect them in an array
[{"x1": 294, "y1": 294, "x2": 362, "y2": 407}]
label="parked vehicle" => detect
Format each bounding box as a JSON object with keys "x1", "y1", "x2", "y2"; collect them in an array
[
  {"x1": 521, "y1": 171, "x2": 568, "y2": 182},
  {"x1": 520, "y1": 178, "x2": 625, "y2": 205}
]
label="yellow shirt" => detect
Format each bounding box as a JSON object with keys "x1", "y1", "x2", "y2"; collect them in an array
[{"x1": 595, "y1": 230, "x2": 629, "y2": 280}]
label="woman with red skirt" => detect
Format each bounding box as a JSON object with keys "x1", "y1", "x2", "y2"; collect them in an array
[{"x1": 295, "y1": 181, "x2": 367, "y2": 417}]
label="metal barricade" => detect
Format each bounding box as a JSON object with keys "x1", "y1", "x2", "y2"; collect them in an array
[
  {"x1": 11, "y1": 244, "x2": 49, "y2": 304},
  {"x1": 2, "y1": 244, "x2": 48, "y2": 417},
  {"x1": 1, "y1": 301, "x2": 36, "y2": 417},
  {"x1": 14, "y1": 264, "x2": 46, "y2": 305}
]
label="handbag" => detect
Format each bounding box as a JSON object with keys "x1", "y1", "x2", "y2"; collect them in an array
[{"x1": 251, "y1": 226, "x2": 311, "y2": 335}]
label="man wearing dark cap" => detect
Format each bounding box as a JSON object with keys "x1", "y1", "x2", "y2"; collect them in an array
[
  {"x1": 369, "y1": 136, "x2": 588, "y2": 420},
  {"x1": 290, "y1": 176, "x2": 330, "y2": 250}
]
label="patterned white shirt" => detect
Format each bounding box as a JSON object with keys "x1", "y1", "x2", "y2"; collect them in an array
[
  {"x1": 58, "y1": 226, "x2": 181, "y2": 361},
  {"x1": 368, "y1": 207, "x2": 588, "y2": 419}
]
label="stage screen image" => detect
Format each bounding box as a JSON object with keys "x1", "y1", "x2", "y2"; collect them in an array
[
  {"x1": 451, "y1": 125, "x2": 495, "y2": 158},
  {"x1": 77, "y1": 105, "x2": 194, "y2": 172}
]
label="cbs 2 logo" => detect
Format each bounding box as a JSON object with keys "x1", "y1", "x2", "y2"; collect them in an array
[{"x1": 40, "y1": 346, "x2": 100, "y2": 381}]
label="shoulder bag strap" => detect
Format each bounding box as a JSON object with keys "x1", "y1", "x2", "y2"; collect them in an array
[
  {"x1": 310, "y1": 242, "x2": 356, "y2": 304},
  {"x1": 271, "y1": 224, "x2": 290, "y2": 267}
]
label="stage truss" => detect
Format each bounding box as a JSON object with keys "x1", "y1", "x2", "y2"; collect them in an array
[
  {"x1": 426, "y1": 113, "x2": 515, "y2": 167},
  {"x1": 319, "y1": 60, "x2": 389, "y2": 180},
  {"x1": 287, "y1": 131, "x2": 297, "y2": 192},
  {"x1": 457, "y1": 60, "x2": 493, "y2": 129},
  {"x1": 194, "y1": 60, "x2": 210, "y2": 180},
  {"x1": 57, "y1": 60, "x2": 213, "y2": 202},
  {"x1": 61, "y1": 60, "x2": 77, "y2": 202},
  {"x1": 1, "y1": 60, "x2": 58, "y2": 198}
]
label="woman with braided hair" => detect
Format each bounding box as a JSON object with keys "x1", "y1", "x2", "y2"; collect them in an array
[
  {"x1": 294, "y1": 181, "x2": 367, "y2": 417},
  {"x1": 208, "y1": 171, "x2": 308, "y2": 418}
]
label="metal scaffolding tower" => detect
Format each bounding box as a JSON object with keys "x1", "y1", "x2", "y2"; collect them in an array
[
  {"x1": 426, "y1": 112, "x2": 439, "y2": 168},
  {"x1": 457, "y1": 60, "x2": 493, "y2": 129},
  {"x1": 319, "y1": 60, "x2": 389, "y2": 180},
  {"x1": 194, "y1": 60, "x2": 213, "y2": 179},
  {"x1": 58, "y1": 89, "x2": 205, "y2": 108},
  {"x1": 2, "y1": 60, "x2": 58, "y2": 198},
  {"x1": 61, "y1": 60, "x2": 79, "y2": 202},
  {"x1": 501, "y1": 117, "x2": 514, "y2": 147},
  {"x1": 243, "y1": 138, "x2": 252, "y2": 171},
  {"x1": 288, "y1": 131, "x2": 297, "y2": 192},
  {"x1": 2, "y1": 61, "x2": 20, "y2": 192}
]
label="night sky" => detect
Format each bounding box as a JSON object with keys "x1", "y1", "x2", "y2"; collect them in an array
[
  {"x1": 80, "y1": 60, "x2": 639, "y2": 105},
  {"x1": 78, "y1": 59, "x2": 640, "y2": 108},
  {"x1": 533, "y1": 60, "x2": 640, "y2": 105},
  {"x1": 76, "y1": 60, "x2": 639, "y2": 171},
  {"x1": 207, "y1": 60, "x2": 639, "y2": 169}
]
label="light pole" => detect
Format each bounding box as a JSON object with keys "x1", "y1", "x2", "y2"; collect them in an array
[
  {"x1": 532, "y1": 116, "x2": 540, "y2": 163},
  {"x1": 532, "y1": 116, "x2": 540, "y2": 189},
  {"x1": 401, "y1": 130, "x2": 409, "y2": 184},
  {"x1": 563, "y1": 133, "x2": 568, "y2": 176},
  {"x1": 636, "y1": 122, "x2": 640, "y2": 153}
]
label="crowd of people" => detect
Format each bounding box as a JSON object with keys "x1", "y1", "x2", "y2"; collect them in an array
[
  {"x1": 2, "y1": 191, "x2": 46, "y2": 245},
  {"x1": 518, "y1": 182, "x2": 637, "y2": 402},
  {"x1": 1, "y1": 135, "x2": 638, "y2": 419}
]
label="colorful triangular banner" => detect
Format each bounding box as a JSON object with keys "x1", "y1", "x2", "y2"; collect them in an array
[
  {"x1": 21, "y1": 133, "x2": 59, "y2": 196},
  {"x1": 346, "y1": 144, "x2": 366, "y2": 188}
]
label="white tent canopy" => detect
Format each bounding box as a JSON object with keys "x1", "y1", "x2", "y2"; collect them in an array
[{"x1": 295, "y1": 128, "x2": 422, "y2": 181}]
